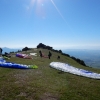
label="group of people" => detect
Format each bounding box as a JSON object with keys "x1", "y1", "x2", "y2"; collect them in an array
[
  {"x1": 39, "y1": 50, "x2": 52, "y2": 59},
  {"x1": 39, "y1": 50, "x2": 60, "y2": 60}
]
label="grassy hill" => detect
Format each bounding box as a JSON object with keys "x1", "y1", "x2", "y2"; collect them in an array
[{"x1": 0, "y1": 48, "x2": 100, "y2": 100}]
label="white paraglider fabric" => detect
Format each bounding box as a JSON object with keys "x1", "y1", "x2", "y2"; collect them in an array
[{"x1": 50, "y1": 62, "x2": 100, "y2": 79}]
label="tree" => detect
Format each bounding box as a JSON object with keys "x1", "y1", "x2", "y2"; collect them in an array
[{"x1": 22, "y1": 47, "x2": 30, "y2": 51}]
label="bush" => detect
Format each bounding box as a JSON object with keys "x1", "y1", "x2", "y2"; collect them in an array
[{"x1": 22, "y1": 47, "x2": 31, "y2": 51}]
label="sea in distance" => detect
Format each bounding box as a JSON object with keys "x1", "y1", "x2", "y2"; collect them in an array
[{"x1": 62, "y1": 49, "x2": 100, "y2": 69}]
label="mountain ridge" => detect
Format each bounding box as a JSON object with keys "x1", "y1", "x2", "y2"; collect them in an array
[{"x1": 2, "y1": 47, "x2": 22, "y2": 54}]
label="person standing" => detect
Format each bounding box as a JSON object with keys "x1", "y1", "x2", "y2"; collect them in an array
[
  {"x1": 57, "y1": 55, "x2": 60, "y2": 60},
  {"x1": 48, "y1": 51, "x2": 52, "y2": 59},
  {"x1": 0, "y1": 48, "x2": 2, "y2": 56},
  {"x1": 39, "y1": 50, "x2": 42, "y2": 58}
]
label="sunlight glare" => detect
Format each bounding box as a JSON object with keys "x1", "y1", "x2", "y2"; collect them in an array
[{"x1": 29, "y1": 0, "x2": 46, "y2": 18}]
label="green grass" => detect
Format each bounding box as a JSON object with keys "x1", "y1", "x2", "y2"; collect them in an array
[{"x1": 0, "y1": 48, "x2": 100, "y2": 100}]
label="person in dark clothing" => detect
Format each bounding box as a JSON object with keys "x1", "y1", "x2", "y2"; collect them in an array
[
  {"x1": 48, "y1": 51, "x2": 52, "y2": 59},
  {"x1": 39, "y1": 50, "x2": 42, "y2": 58},
  {"x1": 0, "y1": 48, "x2": 2, "y2": 56},
  {"x1": 57, "y1": 55, "x2": 60, "y2": 60}
]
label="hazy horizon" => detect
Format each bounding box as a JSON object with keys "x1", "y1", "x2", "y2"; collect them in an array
[
  {"x1": 63, "y1": 49, "x2": 100, "y2": 69},
  {"x1": 1, "y1": 46, "x2": 100, "y2": 50}
]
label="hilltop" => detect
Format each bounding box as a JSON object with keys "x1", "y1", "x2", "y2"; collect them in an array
[{"x1": 0, "y1": 44, "x2": 100, "y2": 100}]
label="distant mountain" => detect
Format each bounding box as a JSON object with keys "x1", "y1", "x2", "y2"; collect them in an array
[{"x1": 2, "y1": 47, "x2": 22, "y2": 54}]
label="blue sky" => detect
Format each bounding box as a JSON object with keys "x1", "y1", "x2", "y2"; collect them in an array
[{"x1": 0, "y1": 0, "x2": 100, "y2": 49}]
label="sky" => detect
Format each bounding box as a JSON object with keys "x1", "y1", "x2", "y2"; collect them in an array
[{"x1": 0, "y1": 0, "x2": 100, "y2": 50}]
